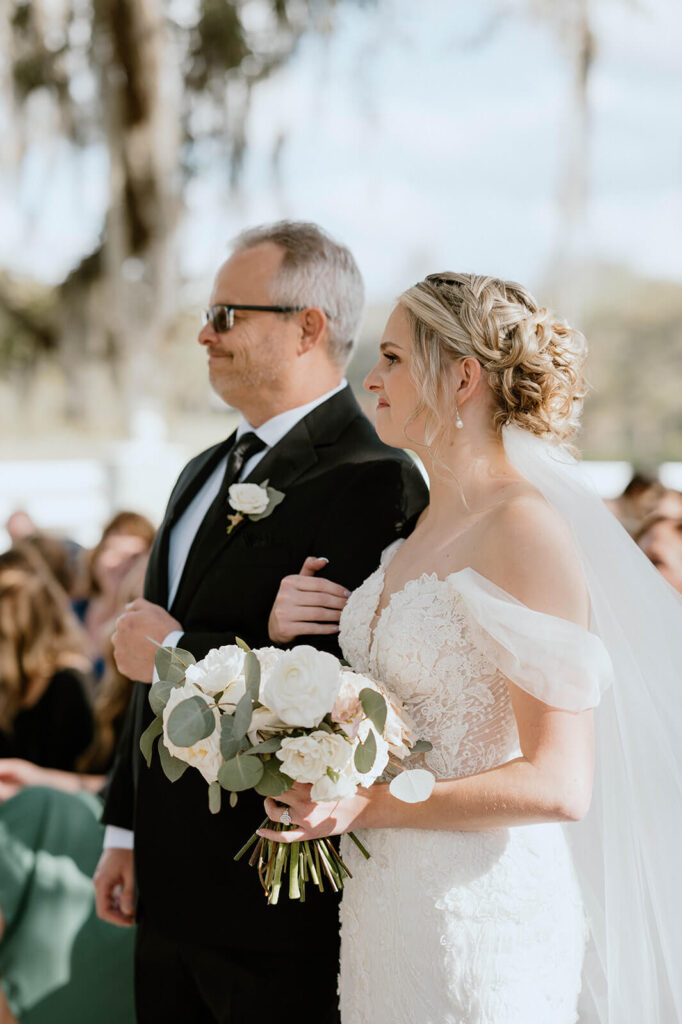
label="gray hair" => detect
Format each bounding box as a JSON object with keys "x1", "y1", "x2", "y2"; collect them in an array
[{"x1": 231, "y1": 221, "x2": 365, "y2": 366}]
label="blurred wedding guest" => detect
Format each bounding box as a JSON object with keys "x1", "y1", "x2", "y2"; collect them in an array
[
  {"x1": 608, "y1": 471, "x2": 665, "y2": 534},
  {"x1": 655, "y1": 487, "x2": 682, "y2": 520},
  {"x1": 635, "y1": 515, "x2": 682, "y2": 594},
  {"x1": 0, "y1": 550, "x2": 149, "y2": 801},
  {"x1": 0, "y1": 551, "x2": 93, "y2": 770},
  {"x1": 4, "y1": 511, "x2": 37, "y2": 544},
  {"x1": 0, "y1": 554, "x2": 145, "y2": 1023},
  {"x1": 77, "y1": 512, "x2": 156, "y2": 682},
  {"x1": 11, "y1": 533, "x2": 80, "y2": 601}
]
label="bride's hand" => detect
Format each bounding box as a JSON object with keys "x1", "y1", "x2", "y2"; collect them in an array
[
  {"x1": 267, "y1": 557, "x2": 351, "y2": 643},
  {"x1": 257, "y1": 782, "x2": 370, "y2": 843}
]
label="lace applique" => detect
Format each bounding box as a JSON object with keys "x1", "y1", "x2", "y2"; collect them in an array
[{"x1": 337, "y1": 540, "x2": 586, "y2": 1024}]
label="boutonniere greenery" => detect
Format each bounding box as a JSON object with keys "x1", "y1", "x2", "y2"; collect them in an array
[{"x1": 226, "y1": 481, "x2": 285, "y2": 534}]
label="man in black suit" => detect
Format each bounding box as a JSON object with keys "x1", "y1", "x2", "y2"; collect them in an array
[{"x1": 94, "y1": 221, "x2": 428, "y2": 1024}]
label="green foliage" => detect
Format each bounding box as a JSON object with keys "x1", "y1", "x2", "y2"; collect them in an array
[
  {"x1": 139, "y1": 717, "x2": 163, "y2": 767},
  {"x1": 208, "y1": 780, "x2": 222, "y2": 814},
  {"x1": 254, "y1": 759, "x2": 293, "y2": 797},
  {"x1": 158, "y1": 740, "x2": 190, "y2": 782},
  {"x1": 220, "y1": 717, "x2": 249, "y2": 761},
  {"x1": 155, "y1": 646, "x2": 195, "y2": 683},
  {"x1": 218, "y1": 753, "x2": 264, "y2": 791},
  {"x1": 359, "y1": 688, "x2": 387, "y2": 734},
  {"x1": 250, "y1": 486, "x2": 286, "y2": 521},
  {"x1": 148, "y1": 678, "x2": 178, "y2": 716},
  {"x1": 243, "y1": 651, "x2": 261, "y2": 702},
  {"x1": 354, "y1": 729, "x2": 377, "y2": 774},
  {"x1": 166, "y1": 696, "x2": 216, "y2": 746},
  {"x1": 248, "y1": 736, "x2": 283, "y2": 755}
]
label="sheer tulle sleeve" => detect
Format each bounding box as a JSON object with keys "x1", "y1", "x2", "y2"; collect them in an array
[{"x1": 447, "y1": 569, "x2": 614, "y2": 712}]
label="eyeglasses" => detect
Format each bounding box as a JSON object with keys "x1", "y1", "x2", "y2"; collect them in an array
[{"x1": 202, "y1": 304, "x2": 304, "y2": 333}]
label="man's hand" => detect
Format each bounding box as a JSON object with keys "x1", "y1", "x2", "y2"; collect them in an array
[
  {"x1": 93, "y1": 848, "x2": 136, "y2": 927},
  {"x1": 112, "y1": 598, "x2": 182, "y2": 683},
  {"x1": 268, "y1": 557, "x2": 350, "y2": 644}
]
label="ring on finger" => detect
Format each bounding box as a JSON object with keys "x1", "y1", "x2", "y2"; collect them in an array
[{"x1": 280, "y1": 807, "x2": 292, "y2": 827}]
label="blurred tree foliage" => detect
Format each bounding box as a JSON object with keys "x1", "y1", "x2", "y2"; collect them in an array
[
  {"x1": 0, "y1": 0, "x2": 363, "y2": 427},
  {"x1": 578, "y1": 266, "x2": 682, "y2": 463}
]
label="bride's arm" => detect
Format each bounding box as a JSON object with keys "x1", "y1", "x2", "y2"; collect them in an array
[
  {"x1": 260, "y1": 689, "x2": 593, "y2": 840},
  {"x1": 259, "y1": 495, "x2": 596, "y2": 840}
]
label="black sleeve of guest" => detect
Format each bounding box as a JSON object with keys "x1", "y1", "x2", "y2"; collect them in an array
[{"x1": 46, "y1": 668, "x2": 96, "y2": 771}]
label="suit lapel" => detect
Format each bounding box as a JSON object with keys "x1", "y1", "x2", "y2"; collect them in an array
[
  {"x1": 146, "y1": 433, "x2": 235, "y2": 608},
  {"x1": 169, "y1": 386, "x2": 364, "y2": 620}
]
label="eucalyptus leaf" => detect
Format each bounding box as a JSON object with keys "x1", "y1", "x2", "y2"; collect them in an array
[
  {"x1": 154, "y1": 646, "x2": 195, "y2": 684},
  {"x1": 167, "y1": 696, "x2": 216, "y2": 747},
  {"x1": 208, "y1": 781, "x2": 221, "y2": 814},
  {"x1": 231, "y1": 691, "x2": 253, "y2": 740},
  {"x1": 139, "y1": 717, "x2": 163, "y2": 767},
  {"x1": 359, "y1": 688, "x2": 387, "y2": 735},
  {"x1": 248, "y1": 735, "x2": 282, "y2": 755},
  {"x1": 411, "y1": 738, "x2": 433, "y2": 754},
  {"x1": 235, "y1": 636, "x2": 252, "y2": 653},
  {"x1": 244, "y1": 651, "x2": 261, "y2": 702},
  {"x1": 220, "y1": 717, "x2": 242, "y2": 761},
  {"x1": 389, "y1": 768, "x2": 436, "y2": 803},
  {"x1": 158, "y1": 740, "x2": 189, "y2": 782},
  {"x1": 249, "y1": 486, "x2": 285, "y2": 521},
  {"x1": 218, "y1": 753, "x2": 264, "y2": 792},
  {"x1": 254, "y1": 758, "x2": 293, "y2": 797},
  {"x1": 148, "y1": 678, "x2": 177, "y2": 716},
  {"x1": 354, "y1": 729, "x2": 377, "y2": 774}
]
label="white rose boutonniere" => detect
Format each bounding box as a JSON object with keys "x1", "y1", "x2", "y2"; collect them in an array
[{"x1": 227, "y1": 479, "x2": 285, "y2": 534}]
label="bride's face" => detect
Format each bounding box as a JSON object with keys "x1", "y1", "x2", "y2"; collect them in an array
[{"x1": 364, "y1": 305, "x2": 428, "y2": 450}]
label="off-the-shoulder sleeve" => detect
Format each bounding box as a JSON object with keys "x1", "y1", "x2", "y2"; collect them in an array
[{"x1": 448, "y1": 569, "x2": 614, "y2": 711}]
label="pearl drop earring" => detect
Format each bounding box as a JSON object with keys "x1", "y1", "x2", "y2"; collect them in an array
[{"x1": 455, "y1": 401, "x2": 464, "y2": 429}]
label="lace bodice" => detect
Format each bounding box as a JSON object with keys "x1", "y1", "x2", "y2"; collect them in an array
[
  {"x1": 338, "y1": 539, "x2": 612, "y2": 1024},
  {"x1": 340, "y1": 539, "x2": 521, "y2": 779}
]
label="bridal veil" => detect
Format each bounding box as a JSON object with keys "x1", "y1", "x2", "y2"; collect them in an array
[{"x1": 502, "y1": 424, "x2": 682, "y2": 1023}]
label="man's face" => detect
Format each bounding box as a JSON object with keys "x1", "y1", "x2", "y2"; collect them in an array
[
  {"x1": 637, "y1": 520, "x2": 682, "y2": 593},
  {"x1": 198, "y1": 242, "x2": 300, "y2": 414}
]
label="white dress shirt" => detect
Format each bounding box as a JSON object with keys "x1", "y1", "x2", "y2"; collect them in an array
[{"x1": 104, "y1": 380, "x2": 347, "y2": 850}]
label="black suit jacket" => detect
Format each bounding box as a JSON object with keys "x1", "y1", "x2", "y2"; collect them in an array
[{"x1": 103, "y1": 386, "x2": 428, "y2": 955}]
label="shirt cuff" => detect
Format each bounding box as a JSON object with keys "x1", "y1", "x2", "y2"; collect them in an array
[
  {"x1": 103, "y1": 825, "x2": 134, "y2": 850},
  {"x1": 152, "y1": 629, "x2": 185, "y2": 683}
]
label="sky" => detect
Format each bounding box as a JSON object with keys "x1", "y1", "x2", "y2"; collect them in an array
[{"x1": 1, "y1": 0, "x2": 681, "y2": 302}]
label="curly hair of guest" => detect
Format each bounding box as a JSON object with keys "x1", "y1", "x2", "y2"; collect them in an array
[{"x1": 398, "y1": 272, "x2": 587, "y2": 448}]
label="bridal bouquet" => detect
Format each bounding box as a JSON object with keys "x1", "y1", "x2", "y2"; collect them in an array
[{"x1": 140, "y1": 640, "x2": 434, "y2": 903}]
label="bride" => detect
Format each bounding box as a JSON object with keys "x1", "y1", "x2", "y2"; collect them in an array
[{"x1": 261, "y1": 273, "x2": 682, "y2": 1023}]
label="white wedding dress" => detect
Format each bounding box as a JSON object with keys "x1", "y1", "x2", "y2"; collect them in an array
[{"x1": 337, "y1": 537, "x2": 613, "y2": 1024}]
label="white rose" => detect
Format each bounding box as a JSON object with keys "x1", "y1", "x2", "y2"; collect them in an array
[
  {"x1": 331, "y1": 671, "x2": 366, "y2": 739},
  {"x1": 185, "y1": 645, "x2": 246, "y2": 703},
  {"x1": 260, "y1": 646, "x2": 341, "y2": 727},
  {"x1": 383, "y1": 697, "x2": 417, "y2": 759},
  {"x1": 350, "y1": 720, "x2": 389, "y2": 787},
  {"x1": 247, "y1": 705, "x2": 289, "y2": 746},
  {"x1": 276, "y1": 730, "x2": 352, "y2": 784},
  {"x1": 310, "y1": 766, "x2": 358, "y2": 802},
  {"x1": 254, "y1": 646, "x2": 286, "y2": 692},
  {"x1": 162, "y1": 682, "x2": 222, "y2": 784},
  {"x1": 228, "y1": 483, "x2": 269, "y2": 515}
]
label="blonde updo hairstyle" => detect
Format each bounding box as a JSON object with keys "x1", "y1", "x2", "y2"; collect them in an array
[{"x1": 398, "y1": 273, "x2": 586, "y2": 450}]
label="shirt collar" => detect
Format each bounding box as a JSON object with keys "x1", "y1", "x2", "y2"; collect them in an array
[{"x1": 235, "y1": 380, "x2": 348, "y2": 450}]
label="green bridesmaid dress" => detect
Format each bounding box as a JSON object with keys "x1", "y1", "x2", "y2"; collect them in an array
[{"x1": 0, "y1": 786, "x2": 135, "y2": 1022}]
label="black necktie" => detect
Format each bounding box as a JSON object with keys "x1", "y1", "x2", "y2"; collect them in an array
[
  {"x1": 165, "y1": 432, "x2": 268, "y2": 611},
  {"x1": 218, "y1": 431, "x2": 267, "y2": 502}
]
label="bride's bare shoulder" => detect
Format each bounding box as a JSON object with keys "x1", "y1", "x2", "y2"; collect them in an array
[{"x1": 473, "y1": 485, "x2": 589, "y2": 625}]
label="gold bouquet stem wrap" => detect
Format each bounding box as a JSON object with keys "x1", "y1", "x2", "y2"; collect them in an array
[{"x1": 234, "y1": 819, "x2": 371, "y2": 905}]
